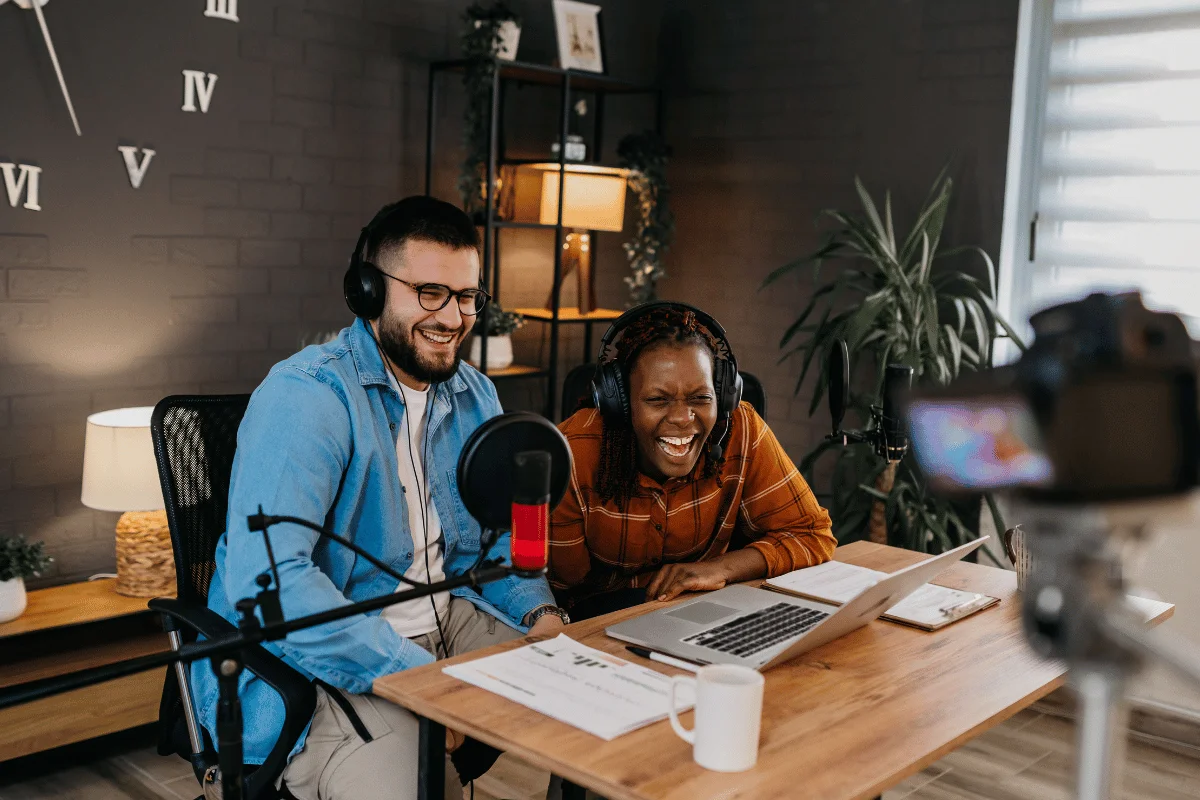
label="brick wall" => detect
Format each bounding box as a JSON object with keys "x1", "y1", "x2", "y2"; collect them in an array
[
  {"x1": 2, "y1": 0, "x2": 1016, "y2": 581},
  {"x1": 0, "y1": 0, "x2": 660, "y2": 584},
  {"x1": 657, "y1": 0, "x2": 1019, "y2": 478}
]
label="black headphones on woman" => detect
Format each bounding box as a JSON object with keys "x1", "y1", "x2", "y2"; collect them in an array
[{"x1": 591, "y1": 301, "x2": 743, "y2": 459}]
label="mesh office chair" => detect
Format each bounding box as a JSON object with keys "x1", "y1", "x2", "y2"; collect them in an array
[
  {"x1": 149, "y1": 395, "x2": 316, "y2": 800},
  {"x1": 560, "y1": 363, "x2": 768, "y2": 421}
]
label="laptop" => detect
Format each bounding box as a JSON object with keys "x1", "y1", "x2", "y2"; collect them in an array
[{"x1": 606, "y1": 537, "x2": 988, "y2": 671}]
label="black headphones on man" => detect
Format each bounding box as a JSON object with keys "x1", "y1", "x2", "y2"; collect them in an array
[
  {"x1": 344, "y1": 198, "x2": 447, "y2": 320},
  {"x1": 591, "y1": 301, "x2": 743, "y2": 460}
]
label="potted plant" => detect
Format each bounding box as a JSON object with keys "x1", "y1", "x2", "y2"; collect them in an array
[
  {"x1": 464, "y1": 1, "x2": 521, "y2": 61},
  {"x1": 0, "y1": 536, "x2": 53, "y2": 623},
  {"x1": 618, "y1": 131, "x2": 675, "y2": 304},
  {"x1": 763, "y1": 171, "x2": 1025, "y2": 558},
  {"x1": 469, "y1": 304, "x2": 525, "y2": 370},
  {"x1": 460, "y1": 2, "x2": 522, "y2": 216}
]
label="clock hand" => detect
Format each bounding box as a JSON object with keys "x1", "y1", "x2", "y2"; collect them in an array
[{"x1": 30, "y1": 0, "x2": 81, "y2": 136}]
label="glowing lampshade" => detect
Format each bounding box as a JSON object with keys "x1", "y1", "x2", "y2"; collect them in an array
[
  {"x1": 81, "y1": 407, "x2": 174, "y2": 598},
  {"x1": 81, "y1": 407, "x2": 164, "y2": 511},
  {"x1": 533, "y1": 164, "x2": 629, "y2": 231}
]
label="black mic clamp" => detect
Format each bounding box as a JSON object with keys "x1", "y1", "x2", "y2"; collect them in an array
[{"x1": 824, "y1": 339, "x2": 913, "y2": 464}]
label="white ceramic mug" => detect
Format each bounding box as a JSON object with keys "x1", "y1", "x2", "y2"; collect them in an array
[{"x1": 667, "y1": 664, "x2": 764, "y2": 772}]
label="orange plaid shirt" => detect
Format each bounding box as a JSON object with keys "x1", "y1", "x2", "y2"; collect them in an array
[{"x1": 549, "y1": 402, "x2": 836, "y2": 605}]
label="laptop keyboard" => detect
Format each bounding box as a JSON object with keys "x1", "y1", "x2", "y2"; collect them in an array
[{"x1": 682, "y1": 602, "x2": 829, "y2": 657}]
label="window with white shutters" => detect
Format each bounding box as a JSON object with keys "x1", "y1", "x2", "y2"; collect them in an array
[{"x1": 1002, "y1": 0, "x2": 1200, "y2": 339}]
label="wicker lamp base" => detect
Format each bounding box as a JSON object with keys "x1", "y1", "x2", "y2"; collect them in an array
[{"x1": 114, "y1": 509, "x2": 177, "y2": 598}]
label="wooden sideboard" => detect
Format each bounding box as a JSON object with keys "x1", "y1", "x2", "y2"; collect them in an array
[{"x1": 0, "y1": 579, "x2": 171, "y2": 762}]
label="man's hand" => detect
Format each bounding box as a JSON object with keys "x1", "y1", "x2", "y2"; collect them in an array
[
  {"x1": 645, "y1": 561, "x2": 731, "y2": 602},
  {"x1": 446, "y1": 728, "x2": 465, "y2": 753},
  {"x1": 528, "y1": 613, "x2": 567, "y2": 637}
]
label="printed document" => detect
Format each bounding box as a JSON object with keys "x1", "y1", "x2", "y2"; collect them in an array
[
  {"x1": 765, "y1": 560, "x2": 998, "y2": 630},
  {"x1": 443, "y1": 634, "x2": 695, "y2": 740}
]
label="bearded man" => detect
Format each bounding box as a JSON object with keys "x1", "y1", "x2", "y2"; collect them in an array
[{"x1": 194, "y1": 196, "x2": 567, "y2": 800}]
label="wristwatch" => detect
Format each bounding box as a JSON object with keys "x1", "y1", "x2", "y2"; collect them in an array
[{"x1": 525, "y1": 604, "x2": 570, "y2": 627}]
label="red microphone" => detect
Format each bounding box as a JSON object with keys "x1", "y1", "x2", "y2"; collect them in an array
[{"x1": 511, "y1": 450, "x2": 551, "y2": 574}]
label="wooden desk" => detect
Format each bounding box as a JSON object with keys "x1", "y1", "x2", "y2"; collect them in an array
[
  {"x1": 373, "y1": 542, "x2": 1175, "y2": 800},
  {"x1": 0, "y1": 579, "x2": 171, "y2": 762}
]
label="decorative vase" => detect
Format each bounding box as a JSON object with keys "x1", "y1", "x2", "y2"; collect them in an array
[
  {"x1": 0, "y1": 577, "x2": 27, "y2": 624},
  {"x1": 469, "y1": 335, "x2": 514, "y2": 370},
  {"x1": 473, "y1": 20, "x2": 521, "y2": 61},
  {"x1": 550, "y1": 134, "x2": 587, "y2": 162}
]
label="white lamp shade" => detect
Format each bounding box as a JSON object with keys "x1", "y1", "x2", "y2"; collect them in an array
[
  {"x1": 536, "y1": 165, "x2": 628, "y2": 232},
  {"x1": 81, "y1": 407, "x2": 165, "y2": 512}
]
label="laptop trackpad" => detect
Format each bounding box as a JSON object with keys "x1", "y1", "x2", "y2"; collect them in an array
[{"x1": 667, "y1": 602, "x2": 739, "y2": 625}]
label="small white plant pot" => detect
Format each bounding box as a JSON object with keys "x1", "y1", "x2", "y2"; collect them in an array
[
  {"x1": 0, "y1": 577, "x2": 27, "y2": 624},
  {"x1": 469, "y1": 335, "x2": 514, "y2": 370},
  {"x1": 473, "y1": 20, "x2": 521, "y2": 61},
  {"x1": 497, "y1": 20, "x2": 521, "y2": 60}
]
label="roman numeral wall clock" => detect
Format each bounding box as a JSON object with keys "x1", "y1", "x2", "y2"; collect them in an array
[{"x1": 0, "y1": 0, "x2": 238, "y2": 211}]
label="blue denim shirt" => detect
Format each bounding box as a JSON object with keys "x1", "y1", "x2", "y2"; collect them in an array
[{"x1": 191, "y1": 318, "x2": 555, "y2": 764}]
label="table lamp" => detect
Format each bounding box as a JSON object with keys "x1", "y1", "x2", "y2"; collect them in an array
[
  {"x1": 516, "y1": 164, "x2": 628, "y2": 313},
  {"x1": 81, "y1": 407, "x2": 176, "y2": 598}
]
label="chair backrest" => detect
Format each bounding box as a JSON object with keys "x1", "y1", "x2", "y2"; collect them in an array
[
  {"x1": 151, "y1": 395, "x2": 250, "y2": 608},
  {"x1": 739, "y1": 371, "x2": 767, "y2": 421},
  {"x1": 561, "y1": 363, "x2": 768, "y2": 422},
  {"x1": 561, "y1": 363, "x2": 600, "y2": 420}
]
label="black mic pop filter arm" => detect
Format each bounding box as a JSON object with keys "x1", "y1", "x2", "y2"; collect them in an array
[{"x1": 825, "y1": 338, "x2": 913, "y2": 464}]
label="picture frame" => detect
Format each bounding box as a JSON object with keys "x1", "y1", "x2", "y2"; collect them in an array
[{"x1": 552, "y1": 0, "x2": 605, "y2": 74}]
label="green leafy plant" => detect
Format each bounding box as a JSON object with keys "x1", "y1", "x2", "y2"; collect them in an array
[
  {"x1": 763, "y1": 172, "x2": 1025, "y2": 558},
  {"x1": 475, "y1": 304, "x2": 525, "y2": 336},
  {"x1": 459, "y1": 2, "x2": 520, "y2": 216},
  {"x1": 617, "y1": 131, "x2": 675, "y2": 304},
  {"x1": 0, "y1": 536, "x2": 53, "y2": 582}
]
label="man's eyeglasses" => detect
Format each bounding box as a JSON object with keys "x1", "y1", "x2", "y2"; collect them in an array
[{"x1": 380, "y1": 273, "x2": 491, "y2": 316}]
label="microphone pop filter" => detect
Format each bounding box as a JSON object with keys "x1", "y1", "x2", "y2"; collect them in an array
[{"x1": 457, "y1": 411, "x2": 572, "y2": 530}]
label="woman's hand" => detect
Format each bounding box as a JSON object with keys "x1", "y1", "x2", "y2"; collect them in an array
[
  {"x1": 645, "y1": 549, "x2": 769, "y2": 602},
  {"x1": 645, "y1": 561, "x2": 731, "y2": 602}
]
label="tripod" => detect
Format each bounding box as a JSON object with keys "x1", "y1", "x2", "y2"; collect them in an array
[{"x1": 1017, "y1": 499, "x2": 1200, "y2": 800}]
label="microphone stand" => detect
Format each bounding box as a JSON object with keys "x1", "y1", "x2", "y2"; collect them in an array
[{"x1": 0, "y1": 512, "x2": 542, "y2": 800}]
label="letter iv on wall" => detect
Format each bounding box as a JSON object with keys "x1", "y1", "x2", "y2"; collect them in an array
[{"x1": 181, "y1": 70, "x2": 218, "y2": 113}]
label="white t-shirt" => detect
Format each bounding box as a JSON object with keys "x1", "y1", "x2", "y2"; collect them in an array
[{"x1": 379, "y1": 378, "x2": 451, "y2": 639}]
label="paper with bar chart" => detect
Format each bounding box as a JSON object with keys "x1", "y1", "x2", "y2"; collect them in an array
[{"x1": 443, "y1": 634, "x2": 694, "y2": 740}]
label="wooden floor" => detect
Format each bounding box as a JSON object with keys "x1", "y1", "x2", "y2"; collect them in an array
[{"x1": 2, "y1": 706, "x2": 1199, "y2": 800}]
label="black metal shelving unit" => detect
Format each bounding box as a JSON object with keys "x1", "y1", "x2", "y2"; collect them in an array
[{"x1": 424, "y1": 58, "x2": 662, "y2": 419}]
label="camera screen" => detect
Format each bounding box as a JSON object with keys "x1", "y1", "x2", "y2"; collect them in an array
[{"x1": 908, "y1": 397, "x2": 1055, "y2": 491}]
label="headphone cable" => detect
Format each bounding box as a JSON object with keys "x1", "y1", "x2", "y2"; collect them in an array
[
  {"x1": 370, "y1": 323, "x2": 451, "y2": 659},
  {"x1": 394, "y1": 372, "x2": 450, "y2": 660}
]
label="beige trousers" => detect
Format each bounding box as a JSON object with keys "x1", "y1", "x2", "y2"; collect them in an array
[{"x1": 278, "y1": 597, "x2": 523, "y2": 800}]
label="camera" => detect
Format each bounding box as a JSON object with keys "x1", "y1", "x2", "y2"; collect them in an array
[{"x1": 905, "y1": 292, "x2": 1200, "y2": 503}]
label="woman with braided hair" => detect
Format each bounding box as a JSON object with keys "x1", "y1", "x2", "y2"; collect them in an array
[{"x1": 549, "y1": 303, "x2": 836, "y2": 617}]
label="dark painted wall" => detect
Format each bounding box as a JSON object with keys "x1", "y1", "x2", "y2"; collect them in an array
[
  {"x1": 1, "y1": 0, "x2": 1017, "y2": 582},
  {"x1": 656, "y1": 0, "x2": 1019, "y2": 479},
  {"x1": 0, "y1": 0, "x2": 663, "y2": 584}
]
